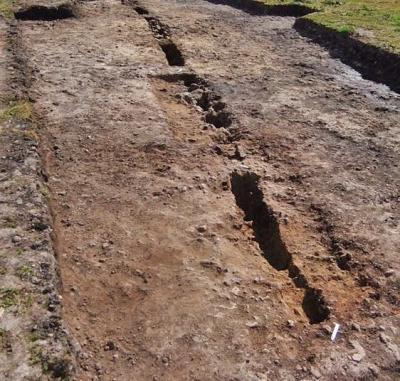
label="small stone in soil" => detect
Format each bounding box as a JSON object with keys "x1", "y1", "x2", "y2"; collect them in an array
[{"x1": 196, "y1": 225, "x2": 207, "y2": 233}]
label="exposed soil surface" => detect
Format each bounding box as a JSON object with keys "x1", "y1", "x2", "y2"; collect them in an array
[{"x1": 2, "y1": 0, "x2": 400, "y2": 379}]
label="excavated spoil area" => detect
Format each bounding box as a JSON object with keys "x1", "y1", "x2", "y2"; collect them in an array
[{"x1": 1, "y1": 0, "x2": 400, "y2": 380}]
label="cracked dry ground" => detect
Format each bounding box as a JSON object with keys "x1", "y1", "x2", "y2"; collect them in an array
[{"x1": 5, "y1": 0, "x2": 400, "y2": 379}]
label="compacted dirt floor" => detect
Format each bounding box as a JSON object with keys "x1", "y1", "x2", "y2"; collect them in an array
[{"x1": 3, "y1": 0, "x2": 400, "y2": 379}]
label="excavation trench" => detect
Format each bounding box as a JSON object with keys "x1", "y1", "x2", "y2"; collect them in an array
[
  {"x1": 129, "y1": 2, "x2": 185, "y2": 67},
  {"x1": 133, "y1": 5, "x2": 149, "y2": 15},
  {"x1": 9, "y1": 0, "x2": 398, "y2": 378},
  {"x1": 158, "y1": 40, "x2": 185, "y2": 66},
  {"x1": 156, "y1": 73, "x2": 233, "y2": 129},
  {"x1": 230, "y1": 171, "x2": 330, "y2": 324},
  {"x1": 144, "y1": 15, "x2": 184, "y2": 66},
  {"x1": 15, "y1": 4, "x2": 76, "y2": 21}
]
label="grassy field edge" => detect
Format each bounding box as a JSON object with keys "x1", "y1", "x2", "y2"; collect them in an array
[
  {"x1": 217, "y1": 0, "x2": 400, "y2": 91},
  {"x1": 294, "y1": 16, "x2": 400, "y2": 92}
]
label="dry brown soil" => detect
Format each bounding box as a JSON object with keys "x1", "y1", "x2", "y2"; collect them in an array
[{"x1": 4, "y1": 0, "x2": 400, "y2": 379}]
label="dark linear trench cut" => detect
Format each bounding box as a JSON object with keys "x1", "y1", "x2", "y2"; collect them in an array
[
  {"x1": 15, "y1": 4, "x2": 76, "y2": 21},
  {"x1": 131, "y1": 5, "x2": 185, "y2": 67},
  {"x1": 159, "y1": 40, "x2": 185, "y2": 67},
  {"x1": 133, "y1": 5, "x2": 149, "y2": 15},
  {"x1": 231, "y1": 171, "x2": 330, "y2": 324},
  {"x1": 144, "y1": 16, "x2": 185, "y2": 66}
]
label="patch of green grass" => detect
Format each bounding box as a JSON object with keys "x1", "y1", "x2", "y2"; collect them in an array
[
  {"x1": 27, "y1": 337, "x2": 72, "y2": 380},
  {"x1": 261, "y1": 0, "x2": 341, "y2": 10},
  {"x1": 0, "y1": 287, "x2": 33, "y2": 310},
  {"x1": 40, "y1": 184, "x2": 50, "y2": 199},
  {"x1": 16, "y1": 248, "x2": 26, "y2": 256},
  {"x1": 337, "y1": 24, "x2": 356, "y2": 34},
  {"x1": 261, "y1": 0, "x2": 400, "y2": 53},
  {"x1": 0, "y1": 287, "x2": 19, "y2": 309},
  {"x1": 29, "y1": 343, "x2": 43, "y2": 365},
  {"x1": 0, "y1": 0, "x2": 15, "y2": 19},
  {"x1": 27, "y1": 331, "x2": 40, "y2": 343},
  {"x1": 0, "y1": 101, "x2": 33, "y2": 122},
  {"x1": 17, "y1": 265, "x2": 34, "y2": 279},
  {"x1": 23, "y1": 128, "x2": 39, "y2": 142},
  {"x1": 22, "y1": 292, "x2": 33, "y2": 309},
  {"x1": 3, "y1": 216, "x2": 18, "y2": 229}
]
